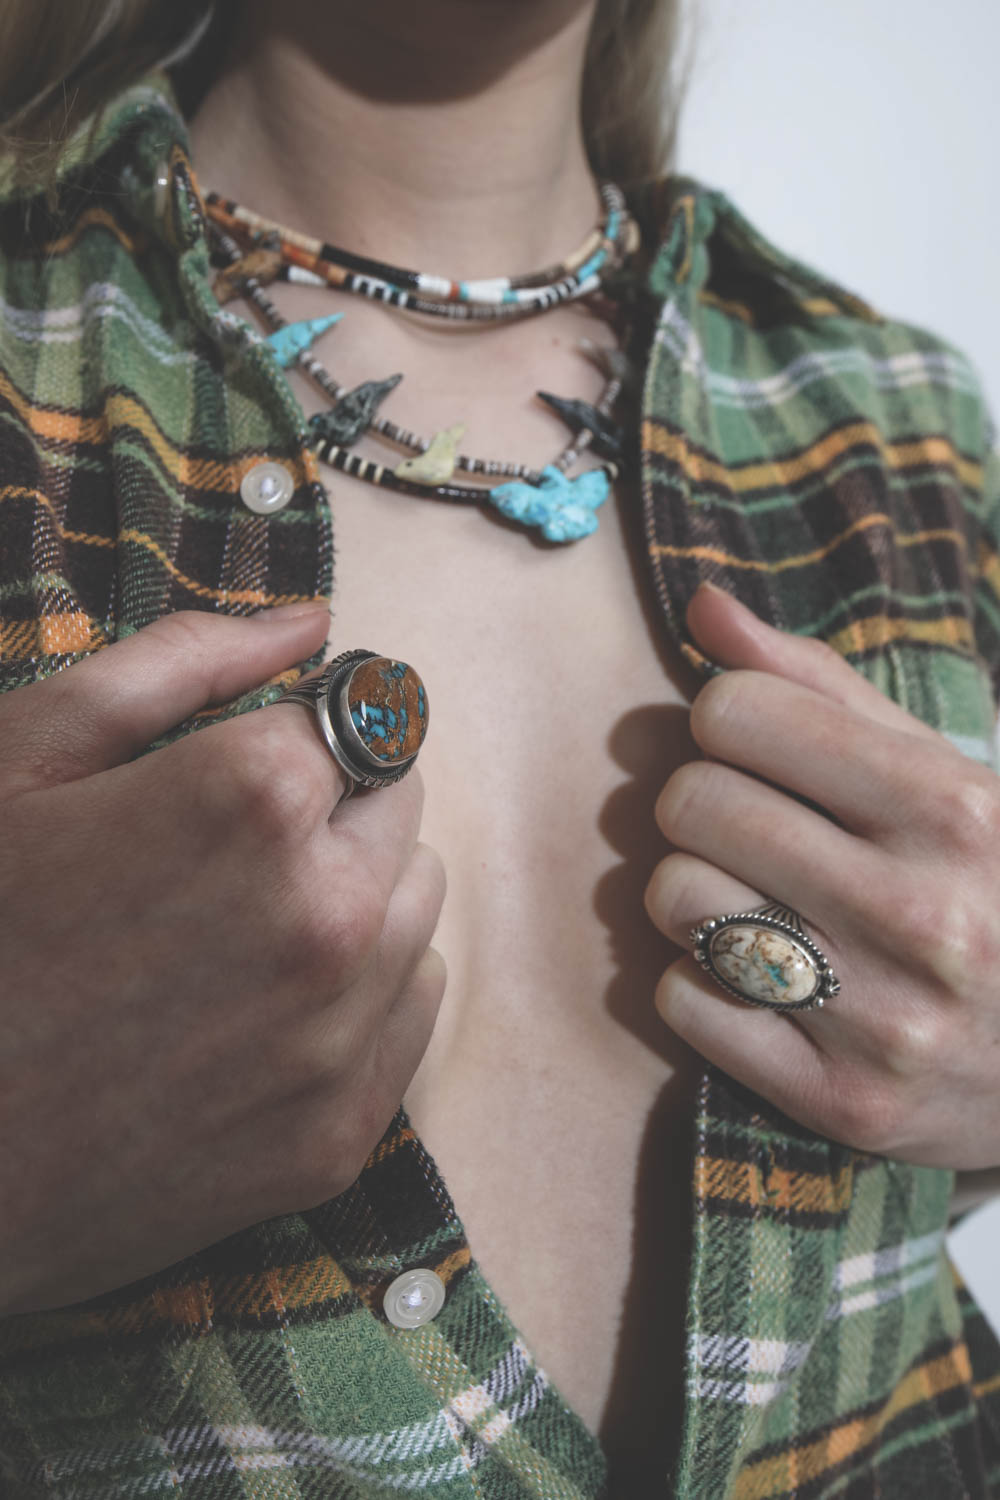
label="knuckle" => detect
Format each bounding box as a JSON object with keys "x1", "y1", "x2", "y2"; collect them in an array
[
  {"x1": 656, "y1": 761, "x2": 717, "y2": 845},
  {"x1": 880, "y1": 879, "x2": 936, "y2": 951},
  {"x1": 200, "y1": 717, "x2": 325, "y2": 836},
  {"x1": 870, "y1": 1000, "x2": 952, "y2": 1082},
  {"x1": 653, "y1": 966, "x2": 674, "y2": 1021},
  {"x1": 645, "y1": 852, "x2": 692, "y2": 929},
  {"x1": 802, "y1": 635, "x2": 842, "y2": 669},
  {"x1": 303, "y1": 1081, "x2": 390, "y2": 1200},
  {"x1": 363, "y1": 765, "x2": 425, "y2": 838},
  {"x1": 689, "y1": 672, "x2": 743, "y2": 749},
  {"x1": 935, "y1": 776, "x2": 1000, "y2": 861},
  {"x1": 883, "y1": 877, "x2": 992, "y2": 995},
  {"x1": 399, "y1": 764, "x2": 426, "y2": 820},
  {"x1": 0, "y1": 671, "x2": 103, "y2": 791},
  {"x1": 413, "y1": 945, "x2": 448, "y2": 1007},
  {"x1": 277, "y1": 1048, "x2": 395, "y2": 1204},
  {"x1": 412, "y1": 842, "x2": 447, "y2": 920},
  {"x1": 818, "y1": 1070, "x2": 904, "y2": 1154},
  {"x1": 147, "y1": 609, "x2": 215, "y2": 655},
  {"x1": 323, "y1": 869, "x2": 387, "y2": 975},
  {"x1": 146, "y1": 611, "x2": 236, "y2": 692},
  {"x1": 644, "y1": 858, "x2": 672, "y2": 925},
  {"x1": 295, "y1": 1136, "x2": 366, "y2": 1205},
  {"x1": 276, "y1": 901, "x2": 342, "y2": 990},
  {"x1": 271, "y1": 869, "x2": 386, "y2": 996}
]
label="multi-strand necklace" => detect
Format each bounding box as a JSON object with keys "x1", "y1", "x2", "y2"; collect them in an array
[{"x1": 204, "y1": 184, "x2": 640, "y2": 542}]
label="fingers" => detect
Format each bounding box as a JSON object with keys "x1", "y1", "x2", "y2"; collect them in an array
[
  {"x1": 305, "y1": 838, "x2": 446, "y2": 1099},
  {"x1": 0, "y1": 605, "x2": 330, "y2": 793},
  {"x1": 686, "y1": 582, "x2": 942, "y2": 742},
  {"x1": 646, "y1": 854, "x2": 859, "y2": 1131},
  {"x1": 688, "y1": 668, "x2": 956, "y2": 840},
  {"x1": 376, "y1": 946, "x2": 448, "y2": 1104},
  {"x1": 246, "y1": 945, "x2": 447, "y2": 1214},
  {"x1": 372, "y1": 838, "x2": 447, "y2": 1012},
  {"x1": 655, "y1": 758, "x2": 871, "y2": 945},
  {"x1": 644, "y1": 846, "x2": 918, "y2": 1080},
  {"x1": 329, "y1": 768, "x2": 429, "y2": 918},
  {"x1": 645, "y1": 850, "x2": 762, "y2": 948},
  {"x1": 651, "y1": 764, "x2": 892, "y2": 1061},
  {"x1": 654, "y1": 955, "x2": 831, "y2": 1123}
]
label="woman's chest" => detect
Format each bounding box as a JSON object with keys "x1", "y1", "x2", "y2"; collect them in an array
[{"x1": 323, "y1": 466, "x2": 703, "y2": 1467}]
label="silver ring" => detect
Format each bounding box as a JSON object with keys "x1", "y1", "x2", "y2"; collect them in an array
[
  {"x1": 279, "y1": 649, "x2": 428, "y2": 798},
  {"x1": 689, "y1": 900, "x2": 839, "y2": 1012}
]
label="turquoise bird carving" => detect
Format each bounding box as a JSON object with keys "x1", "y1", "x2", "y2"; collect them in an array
[
  {"x1": 488, "y1": 464, "x2": 610, "y2": 542},
  {"x1": 265, "y1": 314, "x2": 342, "y2": 367}
]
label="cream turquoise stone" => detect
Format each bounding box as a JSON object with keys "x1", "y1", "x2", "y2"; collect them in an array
[{"x1": 710, "y1": 924, "x2": 818, "y2": 1008}]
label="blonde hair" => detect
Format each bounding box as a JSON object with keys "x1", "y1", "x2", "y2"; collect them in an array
[
  {"x1": 0, "y1": 0, "x2": 695, "y2": 191},
  {"x1": 584, "y1": 0, "x2": 693, "y2": 186}
]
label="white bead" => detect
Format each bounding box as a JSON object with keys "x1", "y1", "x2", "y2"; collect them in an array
[
  {"x1": 458, "y1": 278, "x2": 508, "y2": 304},
  {"x1": 239, "y1": 461, "x2": 294, "y2": 514},
  {"x1": 382, "y1": 1268, "x2": 446, "y2": 1329},
  {"x1": 287, "y1": 266, "x2": 327, "y2": 287}
]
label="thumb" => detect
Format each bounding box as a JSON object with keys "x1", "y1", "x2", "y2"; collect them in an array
[
  {"x1": 685, "y1": 581, "x2": 942, "y2": 741},
  {"x1": 0, "y1": 603, "x2": 330, "y2": 794}
]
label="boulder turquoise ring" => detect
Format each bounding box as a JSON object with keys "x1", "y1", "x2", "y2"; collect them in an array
[
  {"x1": 279, "y1": 650, "x2": 428, "y2": 797},
  {"x1": 690, "y1": 900, "x2": 840, "y2": 1012}
]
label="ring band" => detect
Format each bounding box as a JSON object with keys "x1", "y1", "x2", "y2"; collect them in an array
[
  {"x1": 279, "y1": 649, "x2": 428, "y2": 797},
  {"x1": 689, "y1": 900, "x2": 839, "y2": 1012}
]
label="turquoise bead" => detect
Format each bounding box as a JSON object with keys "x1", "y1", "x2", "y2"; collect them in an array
[{"x1": 265, "y1": 315, "x2": 342, "y2": 368}]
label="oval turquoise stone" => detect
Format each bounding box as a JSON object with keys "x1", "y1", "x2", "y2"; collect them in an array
[
  {"x1": 347, "y1": 657, "x2": 427, "y2": 763},
  {"x1": 710, "y1": 924, "x2": 818, "y2": 1008}
]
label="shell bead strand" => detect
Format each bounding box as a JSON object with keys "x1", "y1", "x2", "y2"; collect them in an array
[
  {"x1": 204, "y1": 183, "x2": 636, "y2": 540},
  {"x1": 204, "y1": 184, "x2": 636, "y2": 322}
]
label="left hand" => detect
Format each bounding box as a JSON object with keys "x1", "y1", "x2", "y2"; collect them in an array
[{"x1": 645, "y1": 581, "x2": 1000, "y2": 1168}]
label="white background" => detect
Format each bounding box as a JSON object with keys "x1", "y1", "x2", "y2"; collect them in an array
[
  {"x1": 672, "y1": 0, "x2": 998, "y2": 408},
  {"x1": 672, "y1": 0, "x2": 1000, "y2": 1327}
]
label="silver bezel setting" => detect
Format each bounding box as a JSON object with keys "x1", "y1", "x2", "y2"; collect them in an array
[
  {"x1": 281, "y1": 649, "x2": 421, "y2": 790},
  {"x1": 689, "y1": 901, "x2": 839, "y2": 1012}
]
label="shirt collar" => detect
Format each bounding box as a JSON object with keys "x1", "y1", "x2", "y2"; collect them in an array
[
  {"x1": 0, "y1": 68, "x2": 881, "y2": 326},
  {"x1": 0, "y1": 70, "x2": 189, "y2": 208}
]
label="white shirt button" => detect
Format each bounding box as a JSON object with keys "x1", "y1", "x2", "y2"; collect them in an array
[
  {"x1": 239, "y1": 461, "x2": 295, "y2": 514},
  {"x1": 383, "y1": 1269, "x2": 446, "y2": 1329},
  {"x1": 152, "y1": 160, "x2": 171, "y2": 223}
]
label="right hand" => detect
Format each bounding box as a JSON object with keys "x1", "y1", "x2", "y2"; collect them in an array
[{"x1": 0, "y1": 606, "x2": 446, "y2": 1316}]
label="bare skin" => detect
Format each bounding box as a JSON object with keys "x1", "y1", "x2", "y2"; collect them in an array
[
  {"x1": 189, "y1": 1, "x2": 702, "y2": 1480},
  {"x1": 327, "y1": 438, "x2": 702, "y2": 1479},
  {"x1": 0, "y1": 608, "x2": 447, "y2": 1311},
  {"x1": 7, "y1": 3, "x2": 996, "y2": 1492}
]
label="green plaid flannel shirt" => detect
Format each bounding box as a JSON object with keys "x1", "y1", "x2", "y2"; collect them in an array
[{"x1": 2, "y1": 75, "x2": 1000, "y2": 1499}]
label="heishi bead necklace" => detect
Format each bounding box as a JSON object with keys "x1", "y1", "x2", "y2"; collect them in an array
[{"x1": 204, "y1": 184, "x2": 639, "y2": 542}]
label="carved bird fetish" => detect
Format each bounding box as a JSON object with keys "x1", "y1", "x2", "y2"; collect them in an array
[
  {"x1": 308, "y1": 374, "x2": 403, "y2": 448},
  {"x1": 489, "y1": 464, "x2": 610, "y2": 542},
  {"x1": 394, "y1": 423, "x2": 465, "y2": 485},
  {"x1": 536, "y1": 390, "x2": 626, "y2": 462},
  {"x1": 265, "y1": 314, "x2": 342, "y2": 368},
  {"x1": 212, "y1": 248, "x2": 285, "y2": 303}
]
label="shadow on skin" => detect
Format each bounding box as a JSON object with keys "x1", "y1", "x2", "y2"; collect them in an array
[
  {"x1": 594, "y1": 700, "x2": 700, "y2": 1065},
  {"x1": 581, "y1": 702, "x2": 705, "y2": 1482},
  {"x1": 239, "y1": 0, "x2": 599, "y2": 107},
  {"x1": 598, "y1": 1080, "x2": 694, "y2": 1489}
]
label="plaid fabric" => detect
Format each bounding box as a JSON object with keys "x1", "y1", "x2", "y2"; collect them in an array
[{"x1": 2, "y1": 74, "x2": 1000, "y2": 1499}]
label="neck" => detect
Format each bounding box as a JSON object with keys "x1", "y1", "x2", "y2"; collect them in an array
[{"x1": 188, "y1": 0, "x2": 603, "y2": 279}]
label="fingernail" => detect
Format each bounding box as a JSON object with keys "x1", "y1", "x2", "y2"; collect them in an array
[
  {"x1": 249, "y1": 600, "x2": 330, "y2": 624},
  {"x1": 695, "y1": 580, "x2": 756, "y2": 615}
]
